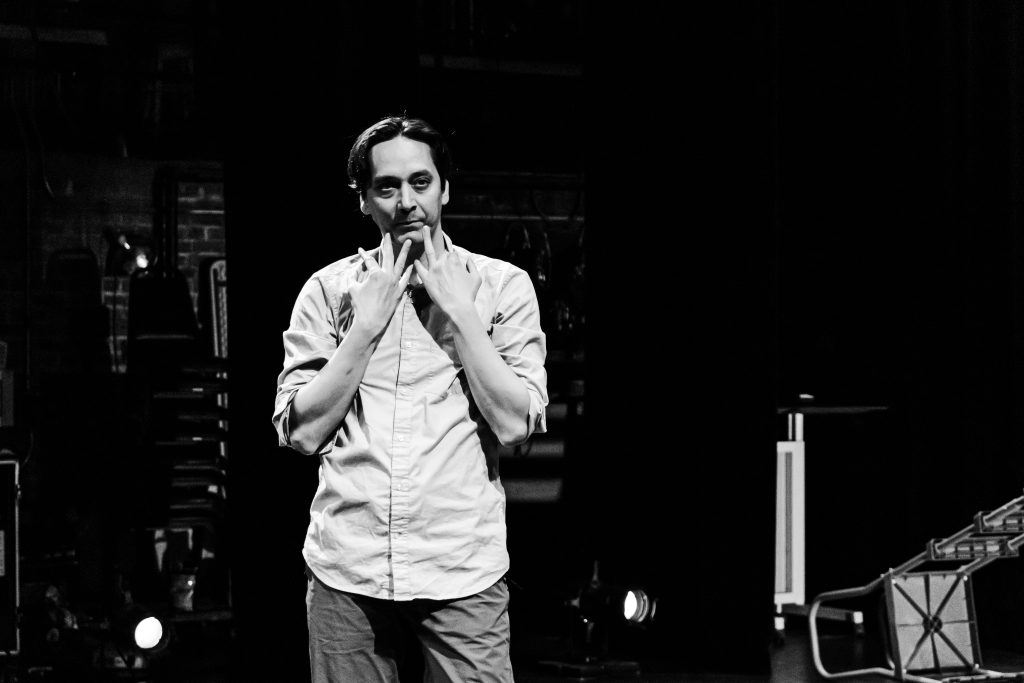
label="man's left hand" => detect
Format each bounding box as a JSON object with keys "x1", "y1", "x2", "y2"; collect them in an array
[{"x1": 413, "y1": 225, "x2": 482, "y2": 318}]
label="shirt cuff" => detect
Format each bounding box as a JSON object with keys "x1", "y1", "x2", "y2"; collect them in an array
[
  {"x1": 527, "y1": 388, "x2": 547, "y2": 437},
  {"x1": 272, "y1": 387, "x2": 300, "y2": 448}
]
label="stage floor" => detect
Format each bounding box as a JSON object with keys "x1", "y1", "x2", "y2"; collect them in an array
[
  {"x1": 514, "y1": 627, "x2": 1024, "y2": 682},
  {"x1": 5, "y1": 622, "x2": 1024, "y2": 682}
]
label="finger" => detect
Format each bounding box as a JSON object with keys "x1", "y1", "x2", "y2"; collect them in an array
[
  {"x1": 398, "y1": 265, "x2": 413, "y2": 290},
  {"x1": 413, "y1": 259, "x2": 426, "y2": 280},
  {"x1": 381, "y1": 236, "x2": 394, "y2": 269},
  {"x1": 393, "y1": 238, "x2": 412, "y2": 274},
  {"x1": 421, "y1": 225, "x2": 436, "y2": 267},
  {"x1": 358, "y1": 247, "x2": 379, "y2": 270}
]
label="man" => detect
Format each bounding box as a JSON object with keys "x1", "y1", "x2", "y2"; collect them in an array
[{"x1": 273, "y1": 115, "x2": 548, "y2": 682}]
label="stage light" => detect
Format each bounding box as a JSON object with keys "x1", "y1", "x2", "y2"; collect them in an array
[
  {"x1": 571, "y1": 563, "x2": 657, "y2": 627},
  {"x1": 104, "y1": 230, "x2": 153, "y2": 276},
  {"x1": 623, "y1": 589, "x2": 655, "y2": 624},
  {"x1": 623, "y1": 590, "x2": 639, "y2": 620},
  {"x1": 114, "y1": 604, "x2": 170, "y2": 654},
  {"x1": 538, "y1": 562, "x2": 657, "y2": 678},
  {"x1": 133, "y1": 616, "x2": 163, "y2": 650},
  {"x1": 87, "y1": 603, "x2": 172, "y2": 674}
]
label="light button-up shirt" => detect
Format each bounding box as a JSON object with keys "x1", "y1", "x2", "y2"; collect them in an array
[{"x1": 273, "y1": 234, "x2": 548, "y2": 601}]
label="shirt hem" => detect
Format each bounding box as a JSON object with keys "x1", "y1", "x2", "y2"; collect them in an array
[{"x1": 304, "y1": 551, "x2": 509, "y2": 602}]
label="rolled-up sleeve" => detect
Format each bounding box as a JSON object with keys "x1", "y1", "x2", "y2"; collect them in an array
[
  {"x1": 489, "y1": 267, "x2": 549, "y2": 438},
  {"x1": 272, "y1": 276, "x2": 339, "y2": 451}
]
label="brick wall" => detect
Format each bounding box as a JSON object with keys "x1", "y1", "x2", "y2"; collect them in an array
[
  {"x1": 103, "y1": 178, "x2": 224, "y2": 373},
  {"x1": 101, "y1": 275, "x2": 130, "y2": 372},
  {"x1": 177, "y1": 180, "x2": 226, "y2": 299},
  {"x1": 21, "y1": 153, "x2": 224, "y2": 374}
]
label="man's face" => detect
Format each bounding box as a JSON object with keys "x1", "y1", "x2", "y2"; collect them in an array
[{"x1": 360, "y1": 135, "x2": 449, "y2": 249}]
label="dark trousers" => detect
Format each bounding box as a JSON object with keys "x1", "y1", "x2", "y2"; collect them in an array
[{"x1": 306, "y1": 570, "x2": 514, "y2": 682}]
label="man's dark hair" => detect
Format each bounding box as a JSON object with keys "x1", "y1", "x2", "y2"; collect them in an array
[{"x1": 347, "y1": 116, "x2": 452, "y2": 194}]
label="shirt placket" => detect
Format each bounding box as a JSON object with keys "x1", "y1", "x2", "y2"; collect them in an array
[{"x1": 390, "y1": 290, "x2": 415, "y2": 599}]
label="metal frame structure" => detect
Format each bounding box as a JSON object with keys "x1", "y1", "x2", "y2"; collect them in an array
[
  {"x1": 775, "y1": 409, "x2": 866, "y2": 636},
  {"x1": 206, "y1": 258, "x2": 227, "y2": 361},
  {"x1": 809, "y1": 493, "x2": 1024, "y2": 682},
  {"x1": 775, "y1": 438, "x2": 806, "y2": 610}
]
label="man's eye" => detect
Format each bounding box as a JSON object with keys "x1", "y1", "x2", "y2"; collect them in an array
[
  {"x1": 412, "y1": 179, "x2": 431, "y2": 189},
  {"x1": 376, "y1": 187, "x2": 395, "y2": 195}
]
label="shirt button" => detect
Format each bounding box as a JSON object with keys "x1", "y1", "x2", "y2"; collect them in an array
[
  {"x1": 404, "y1": 341, "x2": 413, "y2": 349},
  {"x1": 396, "y1": 434, "x2": 406, "y2": 442}
]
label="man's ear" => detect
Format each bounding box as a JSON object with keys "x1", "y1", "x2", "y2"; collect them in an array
[
  {"x1": 441, "y1": 180, "x2": 450, "y2": 206},
  {"x1": 359, "y1": 192, "x2": 369, "y2": 215}
]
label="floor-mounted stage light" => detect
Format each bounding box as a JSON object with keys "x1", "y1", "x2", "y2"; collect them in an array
[
  {"x1": 622, "y1": 588, "x2": 656, "y2": 624},
  {"x1": 128, "y1": 613, "x2": 165, "y2": 651},
  {"x1": 538, "y1": 561, "x2": 658, "y2": 678},
  {"x1": 116, "y1": 603, "x2": 170, "y2": 653},
  {"x1": 93, "y1": 603, "x2": 172, "y2": 674},
  {"x1": 571, "y1": 564, "x2": 657, "y2": 629}
]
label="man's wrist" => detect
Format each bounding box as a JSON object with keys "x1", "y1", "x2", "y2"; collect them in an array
[
  {"x1": 445, "y1": 303, "x2": 483, "y2": 334},
  {"x1": 347, "y1": 318, "x2": 386, "y2": 346}
]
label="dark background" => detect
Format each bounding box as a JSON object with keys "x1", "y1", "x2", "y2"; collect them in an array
[{"x1": 3, "y1": 0, "x2": 1024, "y2": 679}]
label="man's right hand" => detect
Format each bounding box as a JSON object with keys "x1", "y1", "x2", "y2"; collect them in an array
[{"x1": 350, "y1": 238, "x2": 413, "y2": 340}]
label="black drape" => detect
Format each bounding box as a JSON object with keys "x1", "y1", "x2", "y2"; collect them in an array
[
  {"x1": 777, "y1": 0, "x2": 1024, "y2": 651},
  {"x1": 582, "y1": 1, "x2": 779, "y2": 675},
  {"x1": 226, "y1": 1, "x2": 1024, "y2": 678}
]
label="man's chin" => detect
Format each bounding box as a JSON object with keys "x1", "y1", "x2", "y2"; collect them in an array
[
  {"x1": 391, "y1": 226, "x2": 424, "y2": 241},
  {"x1": 388, "y1": 231, "x2": 427, "y2": 258}
]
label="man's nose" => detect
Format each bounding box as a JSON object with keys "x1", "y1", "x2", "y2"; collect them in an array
[{"x1": 398, "y1": 184, "x2": 415, "y2": 210}]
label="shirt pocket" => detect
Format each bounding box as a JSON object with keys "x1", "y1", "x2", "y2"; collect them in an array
[{"x1": 425, "y1": 366, "x2": 469, "y2": 403}]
